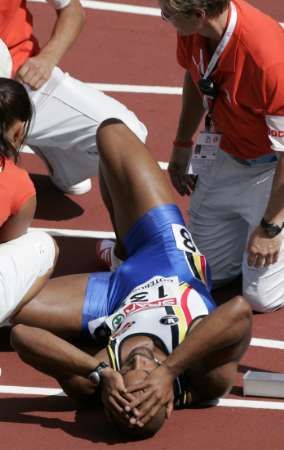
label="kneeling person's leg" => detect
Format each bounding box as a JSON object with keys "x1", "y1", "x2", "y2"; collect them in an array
[
  {"x1": 27, "y1": 69, "x2": 147, "y2": 193},
  {"x1": 0, "y1": 230, "x2": 58, "y2": 324},
  {"x1": 243, "y1": 233, "x2": 284, "y2": 312}
]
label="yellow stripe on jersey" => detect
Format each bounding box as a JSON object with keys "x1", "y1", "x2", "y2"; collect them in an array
[
  {"x1": 107, "y1": 344, "x2": 118, "y2": 370},
  {"x1": 172, "y1": 305, "x2": 188, "y2": 344},
  {"x1": 192, "y1": 253, "x2": 206, "y2": 285}
]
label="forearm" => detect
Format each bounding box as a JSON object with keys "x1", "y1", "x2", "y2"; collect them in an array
[
  {"x1": 175, "y1": 70, "x2": 205, "y2": 143},
  {"x1": 263, "y1": 153, "x2": 284, "y2": 225},
  {"x1": 163, "y1": 297, "x2": 251, "y2": 379},
  {"x1": 11, "y1": 324, "x2": 99, "y2": 379},
  {"x1": 40, "y1": 0, "x2": 85, "y2": 66}
]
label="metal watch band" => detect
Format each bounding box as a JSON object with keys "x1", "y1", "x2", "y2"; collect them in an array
[{"x1": 88, "y1": 362, "x2": 109, "y2": 385}]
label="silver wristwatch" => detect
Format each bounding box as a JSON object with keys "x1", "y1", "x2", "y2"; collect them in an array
[{"x1": 88, "y1": 362, "x2": 109, "y2": 386}]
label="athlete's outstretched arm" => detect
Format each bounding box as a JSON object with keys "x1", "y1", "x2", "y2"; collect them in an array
[
  {"x1": 97, "y1": 120, "x2": 175, "y2": 243},
  {"x1": 11, "y1": 324, "x2": 130, "y2": 407},
  {"x1": 126, "y1": 296, "x2": 252, "y2": 426}
]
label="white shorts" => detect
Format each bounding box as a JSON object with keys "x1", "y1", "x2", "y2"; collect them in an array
[
  {"x1": 0, "y1": 230, "x2": 56, "y2": 324},
  {"x1": 188, "y1": 148, "x2": 284, "y2": 312},
  {"x1": 26, "y1": 67, "x2": 148, "y2": 190}
]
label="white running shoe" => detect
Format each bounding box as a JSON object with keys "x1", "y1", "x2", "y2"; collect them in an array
[
  {"x1": 34, "y1": 147, "x2": 92, "y2": 195},
  {"x1": 95, "y1": 239, "x2": 123, "y2": 271},
  {"x1": 51, "y1": 177, "x2": 92, "y2": 195}
]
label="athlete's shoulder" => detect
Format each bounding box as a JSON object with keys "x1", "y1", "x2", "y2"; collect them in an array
[{"x1": 235, "y1": 0, "x2": 284, "y2": 69}]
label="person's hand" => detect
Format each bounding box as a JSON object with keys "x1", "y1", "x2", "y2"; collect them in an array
[
  {"x1": 100, "y1": 368, "x2": 133, "y2": 422},
  {"x1": 247, "y1": 225, "x2": 282, "y2": 268},
  {"x1": 125, "y1": 365, "x2": 175, "y2": 427},
  {"x1": 168, "y1": 146, "x2": 197, "y2": 196},
  {"x1": 16, "y1": 54, "x2": 56, "y2": 90}
]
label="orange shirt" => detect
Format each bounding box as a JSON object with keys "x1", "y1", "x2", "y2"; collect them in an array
[
  {"x1": 177, "y1": 0, "x2": 284, "y2": 159},
  {"x1": 0, "y1": 0, "x2": 39, "y2": 76},
  {"x1": 0, "y1": 159, "x2": 36, "y2": 227}
]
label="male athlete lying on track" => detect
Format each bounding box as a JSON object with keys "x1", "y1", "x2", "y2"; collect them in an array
[{"x1": 11, "y1": 120, "x2": 252, "y2": 438}]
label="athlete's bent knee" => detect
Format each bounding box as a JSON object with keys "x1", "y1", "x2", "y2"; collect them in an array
[
  {"x1": 230, "y1": 295, "x2": 252, "y2": 321},
  {"x1": 10, "y1": 324, "x2": 28, "y2": 352}
]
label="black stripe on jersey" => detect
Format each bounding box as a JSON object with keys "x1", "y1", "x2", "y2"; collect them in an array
[
  {"x1": 165, "y1": 305, "x2": 179, "y2": 350},
  {"x1": 185, "y1": 252, "x2": 201, "y2": 281}
]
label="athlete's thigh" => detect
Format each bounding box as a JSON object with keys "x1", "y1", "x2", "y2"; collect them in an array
[
  {"x1": 12, "y1": 274, "x2": 89, "y2": 339},
  {"x1": 98, "y1": 122, "x2": 174, "y2": 241}
]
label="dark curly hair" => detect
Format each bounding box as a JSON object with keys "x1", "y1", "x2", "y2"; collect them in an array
[{"x1": 0, "y1": 78, "x2": 32, "y2": 167}]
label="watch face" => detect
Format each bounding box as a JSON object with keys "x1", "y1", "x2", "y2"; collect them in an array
[
  {"x1": 261, "y1": 219, "x2": 282, "y2": 237},
  {"x1": 266, "y1": 226, "x2": 281, "y2": 238},
  {"x1": 89, "y1": 370, "x2": 100, "y2": 385}
]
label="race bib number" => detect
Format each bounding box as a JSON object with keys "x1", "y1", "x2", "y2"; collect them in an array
[
  {"x1": 122, "y1": 275, "x2": 179, "y2": 306},
  {"x1": 172, "y1": 224, "x2": 199, "y2": 254},
  {"x1": 91, "y1": 276, "x2": 180, "y2": 336}
]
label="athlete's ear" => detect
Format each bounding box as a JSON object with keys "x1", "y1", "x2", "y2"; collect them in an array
[{"x1": 5, "y1": 120, "x2": 25, "y2": 148}]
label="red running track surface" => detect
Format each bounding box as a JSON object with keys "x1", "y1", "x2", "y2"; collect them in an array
[{"x1": 1, "y1": 1, "x2": 284, "y2": 449}]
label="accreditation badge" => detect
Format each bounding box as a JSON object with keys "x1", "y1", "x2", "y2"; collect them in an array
[{"x1": 189, "y1": 132, "x2": 221, "y2": 175}]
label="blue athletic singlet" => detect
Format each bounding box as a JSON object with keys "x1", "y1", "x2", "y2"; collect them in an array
[{"x1": 82, "y1": 204, "x2": 216, "y2": 336}]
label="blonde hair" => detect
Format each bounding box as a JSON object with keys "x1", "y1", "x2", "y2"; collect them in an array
[{"x1": 168, "y1": 0, "x2": 229, "y2": 17}]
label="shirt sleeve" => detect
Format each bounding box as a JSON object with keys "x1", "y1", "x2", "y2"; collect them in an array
[
  {"x1": 11, "y1": 167, "x2": 36, "y2": 215},
  {"x1": 264, "y1": 62, "x2": 284, "y2": 152},
  {"x1": 47, "y1": 0, "x2": 72, "y2": 9}
]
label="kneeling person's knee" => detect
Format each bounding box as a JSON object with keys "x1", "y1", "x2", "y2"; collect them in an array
[{"x1": 243, "y1": 280, "x2": 284, "y2": 313}]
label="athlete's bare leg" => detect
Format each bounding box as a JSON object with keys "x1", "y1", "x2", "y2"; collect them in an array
[
  {"x1": 11, "y1": 273, "x2": 89, "y2": 339},
  {"x1": 97, "y1": 119, "x2": 175, "y2": 243},
  {"x1": 12, "y1": 123, "x2": 170, "y2": 336}
]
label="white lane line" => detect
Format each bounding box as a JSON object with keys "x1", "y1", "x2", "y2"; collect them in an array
[
  {"x1": 1, "y1": 385, "x2": 284, "y2": 410},
  {"x1": 29, "y1": 226, "x2": 116, "y2": 239},
  {"x1": 250, "y1": 337, "x2": 284, "y2": 350},
  {"x1": 0, "y1": 385, "x2": 65, "y2": 396},
  {"x1": 216, "y1": 398, "x2": 284, "y2": 411},
  {"x1": 28, "y1": 0, "x2": 284, "y2": 26},
  {"x1": 82, "y1": 1, "x2": 160, "y2": 16},
  {"x1": 29, "y1": 0, "x2": 161, "y2": 16}
]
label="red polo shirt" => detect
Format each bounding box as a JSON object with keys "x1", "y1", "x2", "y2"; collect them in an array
[
  {"x1": 177, "y1": 0, "x2": 284, "y2": 159},
  {"x1": 0, "y1": 0, "x2": 39, "y2": 76}
]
